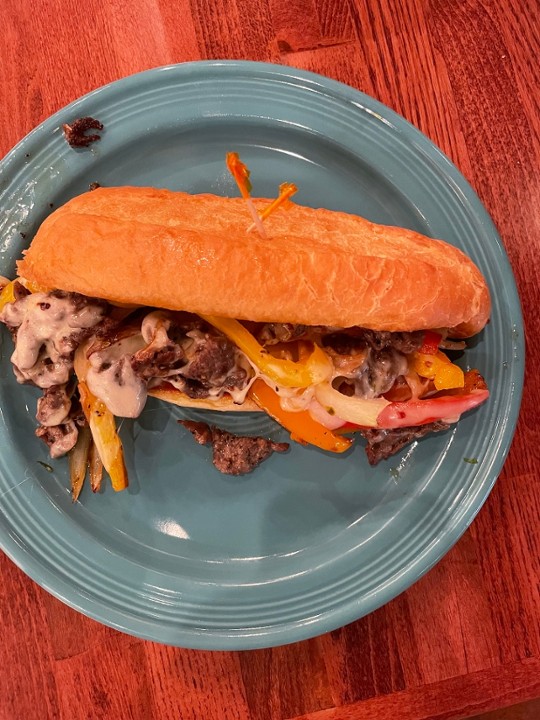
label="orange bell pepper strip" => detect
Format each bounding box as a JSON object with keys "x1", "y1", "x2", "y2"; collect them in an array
[{"x1": 249, "y1": 379, "x2": 352, "y2": 453}]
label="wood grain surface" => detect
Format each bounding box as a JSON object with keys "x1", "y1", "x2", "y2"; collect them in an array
[{"x1": 1, "y1": 1, "x2": 539, "y2": 719}]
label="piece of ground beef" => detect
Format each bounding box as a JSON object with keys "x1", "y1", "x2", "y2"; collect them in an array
[
  {"x1": 179, "y1": 421, "x2": 289, "y2": 475},
  {"x1": 62, "y1": 117, "x2": 104, "y2": 148},
  {"x1": 359, "y1": 421, "x2": 451, "y2": 465}
]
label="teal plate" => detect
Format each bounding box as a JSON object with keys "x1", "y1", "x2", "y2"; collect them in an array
[{"x1": 0, "y1": 62, "x2": 524, "y2": 649}]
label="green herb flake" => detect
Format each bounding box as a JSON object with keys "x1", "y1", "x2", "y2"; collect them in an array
[
  {"x1": 37, "y1": 460, "x2": 54, "y2": 473},
  {"x1": 463, "y1": 457, "x2": 479, "y2": 465},
  {"x1": 389, "y1": 468, "x2": 400, "y2": 479}
]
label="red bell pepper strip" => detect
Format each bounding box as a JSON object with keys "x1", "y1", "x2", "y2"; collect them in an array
[
  {"x1": 419, "y1": 331, "x2": 442, "y2": 355},
  {"x1": 376, "y1": 389, "x2": 490, "y2": 429}
]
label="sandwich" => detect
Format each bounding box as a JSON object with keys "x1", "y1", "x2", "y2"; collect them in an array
[{"x1": 0, "y1": 158, "x2": 490, "y2": 494}]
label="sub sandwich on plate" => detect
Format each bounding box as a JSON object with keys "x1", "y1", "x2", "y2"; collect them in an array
[{"x1": 0, "y1": 154, "x2": 490, "y2": 497}]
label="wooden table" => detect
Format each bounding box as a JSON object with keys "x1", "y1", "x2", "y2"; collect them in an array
[{"x1": 1, "y1": 2, "x2": 539, "y2": 719}]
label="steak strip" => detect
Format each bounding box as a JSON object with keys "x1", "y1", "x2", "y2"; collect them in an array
[
  {"x1": 359, "y1": 421, "x2": 451, "y2": 465},
  {"x1": 62, "y1": 117, "x2": 104, "y2": 147},
  {"x1": 179, "y1": 421, "x2": 289, "y2": 475}
]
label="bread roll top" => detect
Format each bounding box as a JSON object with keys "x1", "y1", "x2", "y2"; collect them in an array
[{"x1": 17, "y1": 186, "x2": 491, "y2": 337}]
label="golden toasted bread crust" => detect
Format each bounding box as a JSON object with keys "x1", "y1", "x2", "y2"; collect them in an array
[{"x1": 18, "y1": 186, "x2": 491, "y2": 337}]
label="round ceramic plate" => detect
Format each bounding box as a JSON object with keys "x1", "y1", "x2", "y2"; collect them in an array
[{"x1": 0, "y1": 61, "x2": 523, "y2": 649}]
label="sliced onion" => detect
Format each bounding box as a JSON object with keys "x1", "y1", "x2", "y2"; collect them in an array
[
  {"x1": 307, "y1": 399, "x2": 347, "y2": 430},
  {"x1": 69, "y1": 425, "x2": 92, "y2": 502},
  {"x1": 314, "y1": 382, "x2": 390, "y2": 428},
  {"x1": 404, "y1": 371, "x2": 430, "y2": 400},
  {"x1": 439, "y1": 339, "x2": 466, "y2": 351}
]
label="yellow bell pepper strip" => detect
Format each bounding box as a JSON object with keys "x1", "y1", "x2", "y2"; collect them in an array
[
  {"x1": 411, "y1": 350, "x2": 464, "y2": 391},
  {"x1": 376, "y1": 389, "x2": 490, "y2": 429},
  {"x1": 247, "y1": 182, "x2": 298, "y2": 232},
  {"x1": 78, "y1": 381, "x2": 128, "y2": 492},
  {"x1": 226, "y1": 151, "x2": 267, "y2": 237},
  {"x1": 0, "y1": 278, "x2": 49, "y2": 313},
  {"x1": 69, "y1": 424, "x2": 92, "y2": 502},
  {"x1": 0, "y1": 280, "x2": 16, "y2": 312},
  {"x1": 249, "y1": 379, "x2": 352, "y2": 453},
  {"x1": 22, "y1": 280, "x2": 49, "y2": 293},
  {"x1": 74, "y1": 340, "x2": 128, "y2": 491},
  {"x1": 200, "y1": 315, "x2": 333, "y2": 388}
]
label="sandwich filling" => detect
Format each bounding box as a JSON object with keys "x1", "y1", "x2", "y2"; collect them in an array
[{"x1": 0, "y1": 281, "x2": 489, "y2": 468}]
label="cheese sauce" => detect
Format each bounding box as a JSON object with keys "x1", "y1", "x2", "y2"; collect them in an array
[
  {"x1": 86, "y1": 334, "x2": 148, "y2": 417},
  {"x1": 0, "y1": 292, "x2": 105, "y2": 388}
]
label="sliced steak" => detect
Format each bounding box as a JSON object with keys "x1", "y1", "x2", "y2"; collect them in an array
[
  {"x1": 131, "y1": 341, "x2": 184, "y2": 379},
  {"x1": 168, "y1": 312, "x2": 206, "y2": 337},
  {"x1": 178, "y1": 420, "x2": 213, "y2": 445},
  {"x1": 184, "y1": 335, "x2": 236, "y2": 385},
  {"x1": 62, "y1": 117, "x2": 103, "y2": 147},
  {"x1": 36, "y1": 420, "x2": 79, "y2": 458},
  {"x1": 256, "y1": 323, "x2": 307, "y2": 345},
  {"x1": 170, "y1": 377, "x2": 212, "y2": 399},
  {"x1": 357, "y1": 329, "x2": 424, "y2": 354},
  {"x1": 323, "y1": 329, "x2": 423, "y2": 355},
  {"x1": 36, "y1": 384, "x2": 72, "y2": 426},
  {"x1": 179, "y1": 421, "x2": 289, "y2": 475},
  {"x1": 322, "y1": 332, "x2": 368, "y2": 356},
  {"x1": 359, "y1": 421, "x2": 450, "y2": 465}
]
